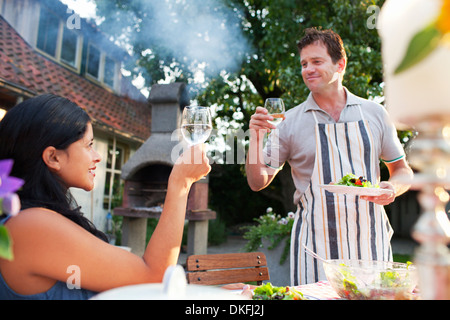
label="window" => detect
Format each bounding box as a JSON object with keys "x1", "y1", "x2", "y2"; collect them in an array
[
  {"x1": 60, "y1": 29, "x2": 78, "y2": 67},
  {"x1": 104, "y1": 56, "x2": 116, "y2": 88},
  {"x1": 103, "y1": 140, "x2": 125, "y2": 211},
  {"x1": 87, "y1": 43, "x2": 117, "y2": 89},
  {"x1": 36, "y1": 7, "x2": 81, "y2": 70},
  {"x1": 37, "y1": 8, "x2": 59, "y2": 57},
  {"x1": 87, "y1": 44, "x2": 100, "y2": 79},
  {"x1": 36, "y1": 7, "x2": 118, "y2": 90}
]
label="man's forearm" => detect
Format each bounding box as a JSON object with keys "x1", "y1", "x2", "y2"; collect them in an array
[
  {"x1": 389, "y1": 166, "x2": 414, "y2": 197},
  {"x1": 246, "y1": 157, "x2": 274, "y2": 191},
  {"x1": 386, "y1": 158, "x2": 415, "y2": 197},
  {"x1": 245, "y1": 133, "x2": 278, "y2": 191}
]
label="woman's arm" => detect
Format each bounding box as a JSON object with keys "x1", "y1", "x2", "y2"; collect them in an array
[
  {"x1": 0, "y1": 145, "x2": 211, "y2": 294},
  {"x1": 143, "y1": 144, "x2": 211, "y2": 280}
]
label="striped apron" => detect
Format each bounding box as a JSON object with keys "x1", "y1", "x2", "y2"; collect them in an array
[{"x1": 290, "y1": 107, "x2": 393, "y2": 285}]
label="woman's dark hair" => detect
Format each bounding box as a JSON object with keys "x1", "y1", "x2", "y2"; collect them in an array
[
  {"x1": 297, "y1": 27, "x2": 347, "y2": 64},
  {"x1": 0, "y1": 94, "x2": 108, "y2": 242}
]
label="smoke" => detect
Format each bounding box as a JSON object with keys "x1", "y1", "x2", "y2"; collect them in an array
[
  {"x1": 150, "y1": 0, "x2": 247, "y2": 73},
  {"x1": 100, "y1": 0, "x2": 250, "y2": 86}
]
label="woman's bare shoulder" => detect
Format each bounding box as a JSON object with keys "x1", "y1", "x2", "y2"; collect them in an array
[
  {"x1": 6, "y1": 207, "x2": 95, "y2": 252},
  {"x1": 7, "y1": 208, "x2": 78, "y2": 232},
  {"x1": 11, "y1": 207, "x2": 63, "y2": 219}
]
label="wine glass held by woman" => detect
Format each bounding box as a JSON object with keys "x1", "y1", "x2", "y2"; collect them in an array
[
  {"x1": 181, "y1": 106, "x2": 213, "y2": 146},
  {"x1": 0, "y1": 94, "x2": 211, "y2": 300}
]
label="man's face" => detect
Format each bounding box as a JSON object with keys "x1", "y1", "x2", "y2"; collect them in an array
[{"x1": 300, "y1": 41, "x2": 345, "y2": 93}]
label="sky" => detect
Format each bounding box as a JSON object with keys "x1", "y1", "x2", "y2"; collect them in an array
[{"x1": 59, "y1": 0, "x2": 98, "y2": 20}]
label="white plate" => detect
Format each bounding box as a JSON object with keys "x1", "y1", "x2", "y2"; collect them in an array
[
  {"x1": 319, "y1": 184, "x2": 393, "y2": 197},
  {"x1": 91, "y1": 283, "x2": 248, "y2": 300}
]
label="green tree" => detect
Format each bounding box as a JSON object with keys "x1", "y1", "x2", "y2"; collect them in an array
[{"x1": 93, "y1": 0, "x2": 386, "y2": 223}]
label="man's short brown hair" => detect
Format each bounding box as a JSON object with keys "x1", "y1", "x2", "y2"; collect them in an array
[{"x1": 297, "y1": 27, "x2": 347, "y2": 64}]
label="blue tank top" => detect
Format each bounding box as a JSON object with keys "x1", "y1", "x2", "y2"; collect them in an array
[{"x1": 0, "y1": 215, "x2": 98, "y2": 300}]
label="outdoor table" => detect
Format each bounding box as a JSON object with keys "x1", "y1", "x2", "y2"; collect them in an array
[
  {"x1": 91, "y1": 282, "x2": 247, "y2": 300},
  {"x1": 294, "y1": 281, "x2": 341, "y2": 300},
  {"x1": 223, "y1": 281, "x2": 342, "y2": 300},
  {"x1": 91, "y1": 265, "x2": 246, "y2": 300},
  {"x1": 91, "y1": 281, "x2": 340, "y2": 300}
]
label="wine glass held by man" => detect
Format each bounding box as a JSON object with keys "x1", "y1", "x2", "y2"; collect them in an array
[
  {"x1": 0, "y1": 94, "x2": 211, "y2": 300},
  {"x1": 264, "y1": 98, "x2": 286, "y2": 127}
]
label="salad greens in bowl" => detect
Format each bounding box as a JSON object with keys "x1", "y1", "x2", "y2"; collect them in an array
[{"x1": 322, "y1": 259, "x2": 417, "y2": 300}]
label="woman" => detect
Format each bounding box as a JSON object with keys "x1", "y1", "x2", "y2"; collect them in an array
[{"x1": 0, "y1": 94, "x2": 211, "y2": 299}]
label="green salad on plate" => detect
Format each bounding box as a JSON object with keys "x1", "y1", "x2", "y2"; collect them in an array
[{"x1": 336, "y1": 173, "x2": 378, "y2": 188}]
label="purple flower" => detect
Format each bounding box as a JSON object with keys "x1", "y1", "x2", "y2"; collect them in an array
[
  {"x1": 2, "y1": 193, "x2": 21, "y2": 216},
  {"x1": 0, "y1": 159, "x2": 24, "y2": 197}
]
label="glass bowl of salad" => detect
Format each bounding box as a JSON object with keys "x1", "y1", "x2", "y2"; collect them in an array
[{"x1": 323, "y1": 259, "x2": 418, "y2": 300}]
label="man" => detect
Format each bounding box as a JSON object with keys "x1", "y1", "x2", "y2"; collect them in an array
[{"x1": 245, "y1": 28, "x2": 413, "y2": 285}]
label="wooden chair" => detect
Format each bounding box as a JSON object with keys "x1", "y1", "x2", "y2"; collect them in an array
[{"x1": 185, "y1": 252, "x2": 270, "y2": 286}]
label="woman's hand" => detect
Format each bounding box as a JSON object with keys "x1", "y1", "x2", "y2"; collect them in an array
[{"x1": 171, "y1": 144, "x2": 211, "y2": 187}]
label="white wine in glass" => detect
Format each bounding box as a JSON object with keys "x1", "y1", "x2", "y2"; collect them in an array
[
  {"x1": 265, "y1": 98, "x2": 285, "y2": 127},
  {"x1": 181, "y1": 106, "x2": 212, "y2": 145},
  {"x1": 263, "y1": 98, "x2": 285, "y2": 166}
]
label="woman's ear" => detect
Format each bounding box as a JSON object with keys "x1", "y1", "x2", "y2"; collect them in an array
[{"x1": 42, "y1": 146, "x2": 60, "y2": 172}]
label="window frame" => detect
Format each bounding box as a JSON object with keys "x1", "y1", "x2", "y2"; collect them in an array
[
  {"x1": 35, "y1": 6, "x2": 83, "y2": 73},
  {"x1": 86, "y1": 42, "x2": 118, "y2": 90},
  {"x1": 60, "y1": 27, "x2": 81, "y2": 68},
  {"x1": 103, "y1": 138, "x2": 128, "y2": 212},
  {"x1": 86, "y1": 42, "x2": 101, "y2": 79}
]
